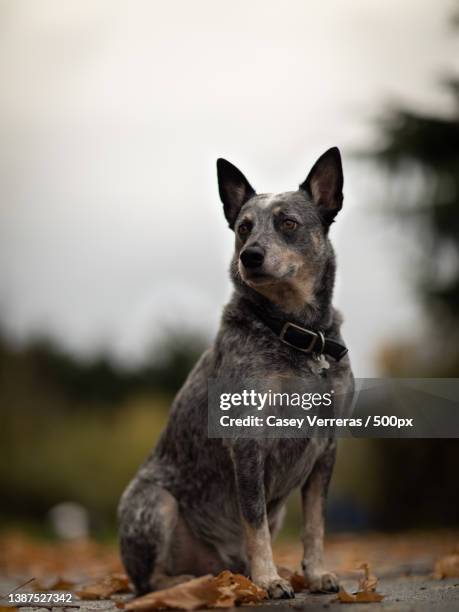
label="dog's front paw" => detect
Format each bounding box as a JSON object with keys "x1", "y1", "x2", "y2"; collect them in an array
[
  {"x1": 257, "y1": 576, "x2": 295, "y2": 599},
  {"x1": 305, "y1": 570, "x2": 339, "y2": 593}
]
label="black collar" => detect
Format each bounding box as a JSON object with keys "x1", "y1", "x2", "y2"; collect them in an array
[{"x1": 245, "y1": 299, "x2": 348, "y2": 362}]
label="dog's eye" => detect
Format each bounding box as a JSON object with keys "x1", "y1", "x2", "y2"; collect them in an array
[
  {"x1": 238, "y1": 223, "x2": 251, "y2": 237},
  {"x1": 282, "y1": 219, "x2": 298, "y2": 231}
]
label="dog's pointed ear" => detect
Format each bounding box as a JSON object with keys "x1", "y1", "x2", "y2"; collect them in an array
[
  {"x1": 217, "y1": 158, "x2": 256, "y2": 229},
  {"x1": 300, "y1": 147, "x2": 343, "y2": 224}
]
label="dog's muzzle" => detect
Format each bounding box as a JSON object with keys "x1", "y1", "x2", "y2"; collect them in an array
[{"x1": 240, "y1": 246, "x2": 265, "y2": 269}]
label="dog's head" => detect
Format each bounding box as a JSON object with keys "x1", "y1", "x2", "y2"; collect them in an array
[{"x1": 217, "y1": 148, "x2": 344, "y2": 311}]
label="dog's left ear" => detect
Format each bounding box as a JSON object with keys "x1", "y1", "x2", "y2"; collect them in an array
[
  {"x1": 217, "y1": 158, "x2": 256, "y2": 229},
  {"x1": 300, "y1": 147, "x2": 343, "y2": 224}
]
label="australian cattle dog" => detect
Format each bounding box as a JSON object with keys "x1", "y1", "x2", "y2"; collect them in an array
[{"x1": 118, "y1": 148, "x2": 354, "y2": 598}]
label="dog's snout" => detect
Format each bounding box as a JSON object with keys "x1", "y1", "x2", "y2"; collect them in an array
[{"x1": 240, "y1": 246, "x2": 265, "y2": 269}]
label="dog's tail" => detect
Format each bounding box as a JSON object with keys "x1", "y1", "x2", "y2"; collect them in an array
[{"x1": 118, "y1": 477, "x2": 178, "y2": 595}]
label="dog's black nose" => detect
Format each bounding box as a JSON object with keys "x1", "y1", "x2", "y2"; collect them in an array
[{"x1": 240, "y1": 246, "x2": 265, "y2": 269}]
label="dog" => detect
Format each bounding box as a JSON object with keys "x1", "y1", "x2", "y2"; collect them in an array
[{"x1": 118, "y1": 147, "x2": 354, "y2": 599}]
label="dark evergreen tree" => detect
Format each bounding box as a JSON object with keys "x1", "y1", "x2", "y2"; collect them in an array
[
  {"x1": 370, "y1": 80, "x2": 459, "y2": 375},
  {"x1": 366, "y1": 75, "x2": 459, "y2": 528}
]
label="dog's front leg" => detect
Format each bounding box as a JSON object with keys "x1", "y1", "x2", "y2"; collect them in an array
[
  {"x1": 231, "y1": 441, "x2": 294, "y2": 599},
  {"x1": 301, "y1": 441, "x2": 339, "y2": 593}
]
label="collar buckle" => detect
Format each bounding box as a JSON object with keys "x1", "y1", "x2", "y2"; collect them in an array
[{"x1": 279, "y1": 322, "x2": 323, "y2": 354}]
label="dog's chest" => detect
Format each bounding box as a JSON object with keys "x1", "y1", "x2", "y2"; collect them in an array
[{"x1": 263, "y1": 437, "x2": 328, "y2": 502}]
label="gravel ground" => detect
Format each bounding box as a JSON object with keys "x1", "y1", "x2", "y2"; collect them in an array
[{"x1": 1, "y1": 575, "x2": 459, "y2": 612}]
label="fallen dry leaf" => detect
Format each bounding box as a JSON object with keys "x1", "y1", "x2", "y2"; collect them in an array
[
  {"x1": 0, "y1": 607, "x2": 18, "y2": 612},
  {"x1": 434, "y1": 546, "x2": 459, "y2": 579},
  {"x1": 357, "y1": 563, "x2": 378, "y2": 592},
  {"x1": 335, "y1": 563, "x2": 384, "y2": 604},
  {"x1": 277, "y1": 566, "x2": 308, "y2": 592},
  {"x1": 215, "y1": 570, "x2": 267, "y2": 604},
  {"x1": 336, "y1": 588, "x2": 384, "y2": 603},
  {"x1": 121, "y1": 571, "x2": 267, "y2": 611},
  {"x1": 76, "y1": 572, "x2": 131, "y2": 599},
  {"x1": 34, "y1": 577, "x2": 76, "y2": 591},
  {"x1": 289, "y1": 572, "x2": 309, "y2": 593},
  {"x1": 122, "y1": 575, "x2": 227, "y2": 611}
]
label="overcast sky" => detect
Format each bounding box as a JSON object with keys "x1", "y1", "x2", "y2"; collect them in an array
[{"x1": 1, "y1": 0, "x2": 458, "y2": 376}]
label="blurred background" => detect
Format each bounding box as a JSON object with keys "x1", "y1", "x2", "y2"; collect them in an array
[{"x1": 1, "y1": 0, "x2": 459, "y2": 542}]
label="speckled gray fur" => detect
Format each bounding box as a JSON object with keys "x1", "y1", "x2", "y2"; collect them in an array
[{"x1": 118, "y1": 148, "x2": 354, "y2": 599}]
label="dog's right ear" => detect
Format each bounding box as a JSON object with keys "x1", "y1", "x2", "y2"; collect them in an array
[{"x1": 217, "y1": 159, "x2": 256, "y2": 229}]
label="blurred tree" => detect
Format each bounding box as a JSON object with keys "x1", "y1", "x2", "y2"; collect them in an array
[
  {"x1": 0, "y1": 326, "x2": 208, "y2": 528},
  {"x1": 365, "y1": 74, "x2": 459, "y2": 529},
  {"x1": 0, "y1": 330, "x2": 208, "y2": 407},
  {"x1": 371, "y1": 78, "x2": 459, "y2": 375}
]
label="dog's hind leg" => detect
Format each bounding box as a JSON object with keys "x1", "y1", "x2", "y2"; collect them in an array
[{"x1": 118, "y1": 478, "x2": 179, "y2": 595}]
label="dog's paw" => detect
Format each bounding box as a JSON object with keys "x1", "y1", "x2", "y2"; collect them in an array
[
  {"x1": 257, "y1": 577, "x2": 295, "y2": 599},
  {"x1": 306, "y1": 570, "x2": 339, "y2": 593}
]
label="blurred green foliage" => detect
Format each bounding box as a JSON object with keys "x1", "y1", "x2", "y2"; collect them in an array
[
  {"x1": 0, "y1": 328, "x2": 207, "y2": 534},
  {"x1": 0, "y1": 330, "x2": 208, "y2": 406}
]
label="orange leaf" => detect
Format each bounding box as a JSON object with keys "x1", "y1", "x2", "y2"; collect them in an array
[
  {"x1": 335, "y1": 563, "x2": 384, "y2": 604},
  {"x1": 289, "y1": 572, "x2": 309, "y2": 593},
  {"x1": 124, "y1": 575, "x2": 228, "y2": 611},
  {"x1": 357, "y1": 563, "x2": 378, "y2": 592},
  {"x1": 434, "y1": 549, "x2": 459, "y2": 579},
  {"x1": 34, "y1": 577, "x2": 76, "y2": 591},
  {"x1": 123, "y1": 572, "x2": 267, "y2": 611},
  {"x1": 214, "y1": 570, "x2": 267, "y2": 604},
  {"x1": 76, "y1": 573, "x2": 131, "y2": 600},
  {"x1": 277, "y1": 566, "x2": 308, "y2": 592},
  {"x1": 49, "y1": 577, "x2": 76, "y2": 590},
  {"x1": 336, "y1": 587, "x2": 384, "y2": 603},
  {"x1": 335, "y1": 587, "x2": 357, "y2": 603}
]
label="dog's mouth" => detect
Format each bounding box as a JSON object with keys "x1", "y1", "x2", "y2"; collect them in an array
[
  {"x1": 245, "y1": 274, "x2": 274, "y2": 287},
  {"x1": 239, "y1": 265, "x2": 278, "y2": 287},
  {"x1": 239, "y1": 259, "x2": 299, "y2": 287}
]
